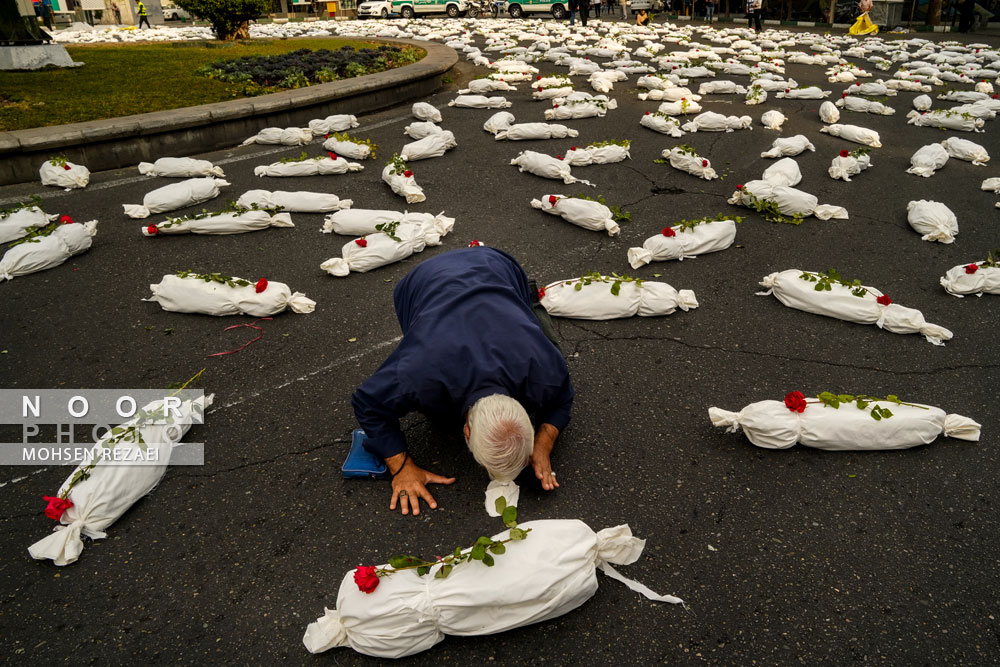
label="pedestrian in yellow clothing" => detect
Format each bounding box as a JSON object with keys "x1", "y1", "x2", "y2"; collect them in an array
[{"x1": 137, "y1": 0, "x2": 151, "y2": 29}]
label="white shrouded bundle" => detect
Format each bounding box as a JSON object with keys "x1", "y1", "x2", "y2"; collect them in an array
[
  {"x1": 236, "y1": 190, "x2": 351, "y2": 213},
  {"x1": 320, "y1": 223, "x2": 432, "y2": 277},
  {"x1": 940, "y1": 261, "x2": 1000, "y2": 297},
  {"x1": 906, "y1": 110, "x2": 985, "y2": 133},
  {"x1": 627, "y1": 219, "x2": 737, "y2": 269},
  {"x1": 448, "y1": 95, "x2": 512, "y2": 109},
  {"x1": 818, "y1": 124, "x2": 882, "y2": 148},
  {"x1": 940, "y1": 137, "x2": 989, "y2": 165},
  {"x1": 137, "y1": 157, "x2": 225, "y2": 178},
  {"x1": 540, "y1": 276, "x2": 697, "y2": 320},
  {"x1": 400, "y1": 131, "x2": 457, "y2": 161},
  {"x1": 588, "y1": 71, "x2": 626, "y2": 93},
  {"x1": 906, "y1": 200, "x2": 958, "y2": 244},
  {"x1": 829, "y1": 153, "x2": 872, "y2": 182},
  {"x1": 536, "y1": 75, "x2": 573, "y2": 88},
  {"x1": 146, "y1": 274, "x2": 315, "y2": 315},
  {"x1": 545, "y1": 102, "x2": 607, "y2": 121},
  {"x1": 637, "y1": 74, "x2": 677, "y2": 91},
  {"x1": 381, "y1": 165, "x2": 425, "y2": 204},
  {"x1": 640, "y1": 113, "x2": 685, "y2": 137},
  {"x1": 906, "y1": 144, "x2": 950, "y2": 178},
  {"x1": 143, "y1": 210, "x2": 293, "y2": 236},
  {"x1": 819, "y1": 101, "x2": 840, "y2": 124},
  {"x1": 744, "y1": 86, "x2": 767, "y2": 106},
  {"x1": 835, "y1": 96, "x2": 895, "y2": 115},
  {"x1": 567, "y1": 59, "x2": 601, "y2": 76},
  {"x1": 39, "y1": 160, "x2": 90, "y2": 190},
  {"x1": 760, "y1": 158, "x2": 803, "y2": 187},
  {"x1": 886, "y1": 79, "x2": 932, "y2": 93},
  {"x1": 28, "y1": 395, "x2": 212, "y2": 566},
  {"x1": 308, "y1": 115, "x2": 359, "y2": 135},
  {"x1": 761, "y1": 135, "x2": 815, "y2": 158},
  {"x1": 0, "y1": 206, "x2": 56, "y2": 244},
  {"x1": 511, "y1": 152, "x2": 592, "y2": 186},
  {"x1": 123, "y1": 178, "x2": 230, "y2": 219},
  {"x1": 321, "y1": 138, "x2": 373, "y2": 160},
  {"x1": 708, "y1": 397, "x2": 979, "y2": 451},
  {"x1": 489, "y1": 71, "x2": 532, "y2": 83},
  {"x1": 495, "y1": 123, "x2": 579, "y2": 141},
  {"x1": 655, "y1": 99, "x2": 703, "y2": 116},
  {"x1": 981, "y1": 177, "x2": 1000, "y2": 193},
  {"x1": 757, "y1": 269, "x2": 952, "y2": 345},
  {"x1": 322, "y1": 209, "x2": 454, "y2": 242},
  {"x1": 0, "y1": 220, "x2": 97, "y2": 282},
  {"x1": 240, "y1": 127, "x2": 312, "y2": 146},
  {"x1": 729, "y1": 181, "x2": 848, "y2": 220},
  {"x1": 404, "y1": 121, "x2": 444, "y2": 140},
  {"x1": 411, "y1": 102, "x2": 442, "y2": 123},
  {"x1": 698, "y1": 80, "x2": 747, "y2": 95},
  {"x1": 483, "y1": 112, "x2": 516, "y2": 135},
  {"x1": 637, "y1": 88, "x2": 700, "y2": 102},
  {"x1": 532, "y1": 86, "x2": 574, "y2": 100},
  {"x1": 253, "y1": 157, "x2": 363, "y2": 178},
  {"x1": 302, "y1": 520, "x2": 682, "y2": 659},
  {"x1": 458, "y1": 79, "x2": 517, "y2": 94},
  {"x1": 564, "y1": 144, "x2": 630, "y2": 167},
  {"x1": 760, "y1": 110, "x2": 786, "y2": 130},
  {"x1": 662, "y1": 147, "x2": 717, "y2": 180},
  {"x1": 681, "y1": 112, "x2": 752, "y2": 133},
  {"x1": 775, "y1": 87, "x2": 830, "y2": 99},
  {"x1": 844, "y1": 81, "x2": 895, "y2": 97},
  {"x1": 530, "y1": 195, "x2": 618, "y2": 236},
  {"x1": 913, "y1": 94, "x2": 933, "y2": 111}
]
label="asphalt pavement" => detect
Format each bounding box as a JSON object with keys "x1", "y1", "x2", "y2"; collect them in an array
[{"x1": 1, "y1": 21, "x2": 998, "y2": 666}]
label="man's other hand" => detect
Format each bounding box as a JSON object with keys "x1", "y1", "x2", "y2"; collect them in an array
[
  {"x1": 386, "y1": 453, "x2": 455, "y2": 516},
  {"x1": 530, "y1": 423, "x2": 561, "y2": 491}
]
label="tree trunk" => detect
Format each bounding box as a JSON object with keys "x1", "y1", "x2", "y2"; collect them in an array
[
  {"x1": 215, "y1": 20, "x2": 251, "y2": 40},
  {"x1": 724, "y1": 0, "x2": 729, "y2": 17},
  {"x1": 926, "y1": 0, "x2": 942, "y2": 24}
]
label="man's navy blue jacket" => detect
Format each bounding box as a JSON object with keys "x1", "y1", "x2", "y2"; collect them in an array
[{"x1": 352, "y1": 247, "x2": 574, "y2": 461}]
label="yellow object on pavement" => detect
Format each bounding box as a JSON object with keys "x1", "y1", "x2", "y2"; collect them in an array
[{"x1": 849, "y1": 12, "x2": 878, "y2": 35}]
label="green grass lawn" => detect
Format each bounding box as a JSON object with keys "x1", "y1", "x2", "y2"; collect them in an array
[{"x1": 0, "y1": 39, "x2": 425, "y2": 132}]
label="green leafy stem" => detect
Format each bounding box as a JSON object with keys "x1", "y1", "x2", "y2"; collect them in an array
[
  {"x1": 585, "y1": 139, "x2": 631, "y2": 149},
  {"x1": 565, "y1": 271, "x2": 644, "y2": 296},
  {"x1": 671, "y1": 212, "x2": 743, "y2": 233},
  {"x1": 160, "y1": 201, "x2": 281, "y2": 229},
  {"x1": 813, "y1": 391, "x2": 928, "y2": 421},
  {"x1": 176, "y1": 269, "x2": 253, "y2": 289},
  {"x1": 571, "y1": 193, "x2": 631, "y2": 222},
  {"x1": 48, "y1": 155, "x2": 69, "y2": 168},
  {"x1": 376, "y1": 498, "x2": 529, "y2": 580},
  {"x1": 799, "y1": 269, "x2": 867, "y2": 297},
  {"x1": 387, "y1": 152, "x2": 408, "y2": 176},
  {"x1": 1, "y1": 194, "x2": 43, "y2": 221},
  {"x1": 7, "y1": 221, "x2": 59, "y2": 248},
  {"x1": 742, "y1": 191, "x2": 804, "y2": 226},
  {"x1": 327, "y1": 132, "x2": 377, "y2": 160},
  {"x1": 374, "y1": 220, "x2": 402, "y2": 242}
]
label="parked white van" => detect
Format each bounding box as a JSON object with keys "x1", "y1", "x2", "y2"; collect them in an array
[
  {"x1": 500, "y1": 0, "x2": 567, "y2": 18},
  {"x1": 390, "y1": 0, "x2": 470, "y2": 17}
]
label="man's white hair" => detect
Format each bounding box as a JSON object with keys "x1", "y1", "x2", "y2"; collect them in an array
[{"x1": 466, "y1": 394, "x2": 533, "y2": 482}]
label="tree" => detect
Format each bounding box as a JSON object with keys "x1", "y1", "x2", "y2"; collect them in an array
[
  {"x1": 925, "y1": 0, "x2": 942, "y2": 25},
  {"x1": 173, "y1": 0, "x2": 269, "y2": 40}
]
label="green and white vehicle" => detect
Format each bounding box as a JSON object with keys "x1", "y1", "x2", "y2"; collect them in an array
[
  {"x1": 390, "y1": 0, "x2": 470, "y2": 17},
  {"x1": 499, "y1": 0, "x2": 568, "y2": 18}
]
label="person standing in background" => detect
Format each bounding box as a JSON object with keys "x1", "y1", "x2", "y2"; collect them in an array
[
  {"x1": 111, "y1": 1, "x2": 122, "y2": 23},
  {"x1": 705, "y1": 0, "x2": 716, "y2": 22},
  {"x1": 136, "y1": 0, "x2": 150, "y2": 28},
  {"x1": 747, "y1": 0, "x2": 762, "y2": 32}
]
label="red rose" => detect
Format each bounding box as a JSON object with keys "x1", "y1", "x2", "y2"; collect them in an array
[
  {"x1": 255, "y1": 278, "x2": 268, "y2": 293},
  {"x1": 736, "y1": 184, "x2": 744, "y2": 190},
  {"x1": 324, "y1": 133, "x2": 330, "y2": 139},
  {"x1": 701, "y1": 159, "x2": 708, "y2": 167},
  {"x1": 784, "y1": 391, "x2": 807, "y2": 413},
  {"x1": 537, "y1": 87, "x2": 543, "y2": 92},
  {"x1": 662, "y1": 226, "x2": 676, "y2": 237},
  {"x1": 354, "y1": 566, "x2": 380, "y2": 594},
  {"x1": 42, "y1": 496, "x2": 73, "y2": 521},
  {"x1": 876, "y1": 294, "x2": 892, "y2": 306},
  {"x1": 680, "y1": 97, "x2": 686, "y2": 101},
  {"x1": 146, "y1": 224, "x2": 158, "y2": 235},
  {"x1": 537, "y1": 287, "x2": 546, "y2": 300},
  {"x1": 785, "y1": 88, "x2": 790, "y2": 93},
  {"x1": 63, "y1": 164, "x2": 71, "y2": 171},
  {"x1": 842, "y1": 92, "x2": 848, "y2": 98},
  {"x1": 570, "y1": 146, "x2": 577, "y2": 151},
  {"x1": 556, "y1": 155, "x2": 563, "y2": 160},
  {"x1": 548, "y1": 195, "x2": 558, "y2": 205},
  {"x1": 355, "y1": 238, "x2": 367, "y2": 247},
  {"x1": 554, "y1": 104, "x2": 559, "y2": 108},
  {"x1": 855, "y1": 82, "x2": 861, "y2": 86},
  {"x1": 59, "y1": 215, "x2": 73, "y2": 225},
  {"x1": 328, "y1": 152, "x2": 338, "y2": 160},
  {"x1": 537, "y1": 75, "x2": 542, "y2": 80},
  {"x1": 645, "y1": 111, "x2": 650, "y2": 115},
  {"x1": 403, "y1": 170, "x2": 413, "y2": 178},
  {"x1": 965, "y1": 263, "x2": 979, "y2": 274},
  {"x1": 839, "y1": 149, "x2": 849, "y2": 158},
  {"x1": 468, "y1": 240, "x2": 482, "y2": 247}
]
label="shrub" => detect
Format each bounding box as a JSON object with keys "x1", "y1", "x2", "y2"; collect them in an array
[{"x1": 173, "y1": 0, "x2": 269, "y2": 41}]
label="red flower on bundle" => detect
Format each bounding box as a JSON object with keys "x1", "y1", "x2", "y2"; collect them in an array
[
  {"x1": 537, "y1": 75, "x2": 542, "y2": 80},
  {"x1": 876, "y1": 294, "x2": 892, "y2": 306},
  {"x1": 403, "y1": 170, "x2": 413, "y2": 178},
  {"x1": 556, "y1": 155, "x2": 563, "y2": 160},
  {"x1": 662, "y1": 226, "x2": 676, "y2": 237},
  {"x1": 855, "y1": 82, "x2": 861, "y2": 86},
  {"x1": 255, "y1": 278, "x2": 268, "y2": 293},
  {"x1": 785, "y1": 89, "x2": 790, "y2": 93},
  {"x1": 354, "y1": 566, "x2": 380, "y2": 594},
  {"x1": 839, "y1": 150, "x2": 849, "y2": 158},
  {"x1": 537, "y1": 287, "x2": 546, "y2": 300},
  {"x1": 570, "y1": 147, "x2": 577, "y2": 151},
  {"x1": 42, "y1": 496, "x2": 73, "y2": 521},
  {"x1": 680, "y1": 97, "x2": 686, "y2": 101},
  {"x1": 548, "y1": 195, "x2": 558, "y2": 205},
  {"x1": 59, "y1": 215, "x2": 73, "y2": 225},
  {"x1": 554, "y1": 104, "x2": 559, "y2": 108},
  {"x1": 63, "y1": 164, "x2": 71, "y2": 171},
  {"x1": 324, "y1": 133, "x2": 330, "y2": 139},
  {"x1": 965, "y1": 263, "x2": 979, "y2": 274},
  {"x1": 537, "y1": 87, "x2": 543, "y2": 92},
  {"x1": 468, "y1": 240, "x2": 482, "y2": 247},
  {"x1": 146, "y1": 224, "x2": 158, "y2": 235},
  {"x1": 355, "y1": 238, "x2": 367, "y2": 247},
  {"x1": 784, "y1": 391, "x2": 807, "y2": 414},
  {"x1": 645, "y1": 111, "x2": 650, "y2": 115},
  {"x1": 736, "y1": 184, "x2": 744, "y2": 190},
  {"x1": 328, "y1": 152, "x2": 338, "y2": 161},
  {"x1": 701, "y1": 159, "x2": 708, "y2": 167}
]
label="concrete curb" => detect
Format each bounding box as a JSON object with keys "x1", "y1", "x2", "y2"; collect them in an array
[{"x1": 0, "y1": 38, "x2": 458, "y2": 186}]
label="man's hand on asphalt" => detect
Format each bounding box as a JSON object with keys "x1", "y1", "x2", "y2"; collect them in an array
[
  {"x1": 386, "y1": 453, "x2": 455, "y2": 516},
  {"x1": 530, "y1": 423, "x2": 560, "y2": 491}
]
